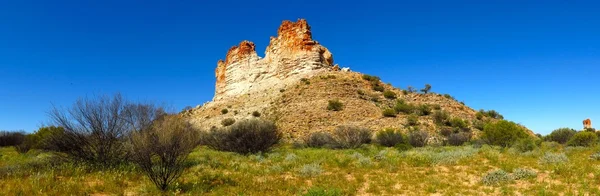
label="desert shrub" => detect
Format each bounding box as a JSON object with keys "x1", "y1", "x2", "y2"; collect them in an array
[
  {"x1": 47, "y1": 93, "x2": 165, "y2": 165},
  {"x1": 539, "y1": 152, "x2": 568, "y2": 164},
  {"x1": 372, "y1": 84, "x2": 385, "y2": 92},
  {"x1": 478, "y1": 109, "x2": 504, "y2": 120},
  {"x1": 406, "y1": 114, "x2": 419, "y2": 126},
  {"x1": 305, "y1": 132, "x2": 336, "y2": 148},
  {"x1": 202, "y1": 119, "x2": 281, "y2": 154},
  {"x1": 472, "y1": 120, "x2": 485, "y2": 130},
  {"x1": 129, "y1": 115, "x2": 199, "y2": 191},
  {"x1": 300, "y1": 78, "x2": 310, "y2": 85},
  {"x1": 402, "y1": 90, "x2": 408, "y2": 95},
  {"x1": 331, "y1": 126, "x2": 372, "y2": 149},
  {"x1": 447, "y1": 132, "x2": 471, "y2": 146},
  {"x1": 252, "y1": 111, "x2": 261, "y2": 117},
  {"x1": 401, "y1": 146, "x2": 479, "y2": 166},
  {"x1": 417, "y1": 104, "x2": 432, "y2": 116},
  {"x1": 590, "y1": 152, "x2": 600, "y2": 160},
  {"x1": 513, "y1": 168, "x2": 537, "y2": 180},
  {"x1": 375, "y1": 128, "x2": 406, "y2": 147},
  {"x1": 512, "y1": 137, "x2": 538, "y2": 152},
  {"x1": 475, "y1": 112, "x2": 484, "y2": 120},
  {"x1": 299, "y1": 163, "x2": 322, "y2": 177},
  {"x1": 407, "y1": 86, "x2": 415, "y2": 93},
  {"x1": 567, "y1": 131, "x2": 598, "y2": 147},
  {"x1": 221, "y1": 118, "x2": 236, "y2": 126},
  {"x1": 545, "y1": 128, "x2": 577, "y2": 144},
  {"x1": 420, "y1": 84, "x2": 432, "y2": 94},
  {"x1": 383, "y1": 90, "x2": 396, "y2": 99},
  {"x1": 439, "y1": 127, "x2": 453, "y2": 137},
  {"x1": 327, "y1": 99, "x2": 344, "y2": 111},
  {"x1": 449, "y1": 118, "x2": 468, "y2": 129},
  {"x1": 361, "y1": 74, "x2": 380, "y2": 82},
  {"x1": 16, "y1": 126, "x2": 65, "y2": 153},
  {"x1": 432, "y1": 104, "x2": 441, "y2": 110},
  {"x1": 481, "y1": 170, "x2": 512, "y2": 186},
  {"x1": 585, "y1": 128, "x2": 596, "y2": 132},
  {"x1": 382, "y1": 108, "x2": 397, "y2": 117},
  {"x1": 0, "y1": 131, "x2": 26, "y2": 147},
  {"x1": 394, "y1": 100, "x2": 415, "y2": 114},
  {"x1": 433, "y1": 111, "x2": 450, "y2": 125},
  {"x1": 482, "y1": 120, "x2": 530, "y2": 147},
  {"x1": 408, "y1": 130, "x2": 429, "y2": 147},
  {"x1": 357, "y1": 89, "x2": 365, "y2": 95},
  {"x1": 443, "y1": 94, "x2": 453, "y2": 99},
  {"x1": 221, "y1": 108, "x2": 229, "y2": 114}
]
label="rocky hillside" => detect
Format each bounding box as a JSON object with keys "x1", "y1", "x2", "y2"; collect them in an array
[{"x1": 184, "y1": 19, "x2": 514, "y2": 141}]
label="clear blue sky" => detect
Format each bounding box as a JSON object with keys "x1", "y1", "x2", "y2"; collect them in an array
[{"x1": 1, "y1": 0, "x2": 598, "y2": 134}]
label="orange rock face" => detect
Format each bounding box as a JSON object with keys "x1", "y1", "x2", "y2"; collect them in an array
[
  {"x1": 584, "y1": 118, "x2": 592, "y2": 129},
  {"x1": 213, "y1": 19, "x2": 335, "y2": 101}
]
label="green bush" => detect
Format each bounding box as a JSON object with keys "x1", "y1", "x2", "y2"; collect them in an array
[
  {"x1": 567, "y1": 131, "x2": 598, "y2": 147},
  {"x1": 482, "y1": 120, "x2": 530, "y2": 147},
  {"x1": 361, "y1": 74, "x2": 380, "y2": 82},
  {"x1": 481, "y1": 170, "x2": 512, "y2": 186},
  {"x1": 252, "y1": 111, "x2": 261, "y2": 117},
  {"x1": 447, "y1": 132, "x2": 471, "y2": 146},
  {"x1": 331, "y1": 126, "x2": 372, "y2": 149},
  {"x1": 221, "y1": 108, "x2": 229, "y2": 114},
  {"x1": 394, "y1": 100, "x2": 415, "y2": 114},
  {"x1": 202, "y1": 119, "x2": 281, "y2": 154},
  {"x1": 539, "y1": 152, "x2": 568, "y2": 164},
  {"x1": 512, "y1": 168, "x2": 537, "y2": 180},
  {"x1": 375, "y1": 128, "x2": 406, "y2": 147},
  {"x1": 417, "y1": 104, "x2": 432, "y2": 116},
  {"x1": 407, "y1": 114, "x2": 419, "y2": 126},
  {"x1": 221, "y1": 118, "x2": 236, "y2": 126},
  {"x1": 383, "y1": 90, "x2": 397, "y2": 99},
  {"x1": 512, "y1": 137, "x2": 538, "y2": 152},
  {"x1": 327, "y1": 99, "x2": 344, "y2": 111},
  {"x1": 433, "y1": 111, "x2": 450, "y2": 125},
  {"x1": 477, "y1": 109, "x2": 504, "y2": 120},
  {"x1": 408, "y1": 130, "x2": 428, "y2": 147},
  {"x1": 16, "y1": 126, "x2": 65, "y2": 153},
  {"x1": 305, "y1": 132, "x2": 336, "y2": 148},
  {"x1": 546, "y1": 128, "x2": 577, "y2": 144},
  {"x1": 449, "y1": 118, "x2": 469, "y2": 131},
  {"x1": 382, "y1": 108, "x2": 397, "y2": 117},
  {"x1": 372, "y1": 84, "x2": 385, "y2": 92}
]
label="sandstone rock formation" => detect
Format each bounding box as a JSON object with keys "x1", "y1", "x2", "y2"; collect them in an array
[
  {"x1": 214, "y1": 19, "x2": 334, "y2": 101},
  {"x1": 584, "y1": 118, "x2": 592, "y2": 129}
]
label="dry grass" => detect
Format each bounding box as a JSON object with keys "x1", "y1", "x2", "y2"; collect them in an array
[{"x1": 2, "y1": 142, "x2": 600, "y2": 195}]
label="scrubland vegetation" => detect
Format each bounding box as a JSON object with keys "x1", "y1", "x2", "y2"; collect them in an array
[{"x1": 2, "y1": 93, "x2": 600, "y2": 195}]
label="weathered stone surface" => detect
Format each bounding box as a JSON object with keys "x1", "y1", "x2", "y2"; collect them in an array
[
  {"x1": 584, "y1": 118, "x2": 592, "y2": 129},
  {"x1": 213, "y1": 19, "x2": 334, "y2": 101}
]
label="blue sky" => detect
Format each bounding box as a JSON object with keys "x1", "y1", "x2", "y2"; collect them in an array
[{"x1": 1, "y1": 0, "x2": 598, "y2": 134}]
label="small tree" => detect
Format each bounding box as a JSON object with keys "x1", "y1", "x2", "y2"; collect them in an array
[
  {"x1": 407, "y1": 86, "x2": 415, "y2": 93},
  {"x1": 482, "y1": 120, "x2": 530, "y2": 147},
  {"x1": 420, "y1": 84, "x2": 432, "y2": 94},
  {"x1": 546, "y1": 128, "x2": 577, "y2": 144},
  {"x1": 130, "y1": 115, "x2": 199, "y2": 191}
]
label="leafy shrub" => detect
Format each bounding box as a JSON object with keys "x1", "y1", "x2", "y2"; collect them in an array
[
  {"x1": 472, "y1": 120, "x2": 485, "y2": 130},
  {"x1": 331, "y1": 126, "x2": 372, "y2": 149},
  {"x1": 252, "y1": 111, "x2": 261, "y2": 117},
  {"x1": 202, "y1": 119, "x2": 281, "y2": 154},
  {"x1": 513, "y1": 168, "x2": 537, "y2": 180},
  {"x1": 447, "y1": 132, "x2": 471, "y2": 146},
  {"x1": 375, "y1": 128, "x2": 405, "y2": 147},
  {"x1": 382, "y1": 108, "x2": 397, "y2": 117},
  {"x1": 433, "y1": 111, "x2": 450, "y2": 125},
  {"x1": 482, "y1": 120, "x2": 530, "y2": 147},
  {"x1": 221, "y1": 118, "x2": 236, "y2": 126},
  {"x1": 299, "y1": 163, "x2": 322, "y2": 177},
  {"x1": 512, "y1": 137, "x2": 538, "y2": 152},
  {"x1": 327, "y1": 99, "x2": 344, "y2": 111},
  {"x1": 481, "y1": 170, "x2": 512, "y2": 186},
  {"x1": 0, "y1": 131, "x2": 26, "y2": 147},
  {"x1": 383, "y1": 90, "x2": 397, "y2": 99},
  {"x1": 361, "y1": 74, "x2": 380, "y2": 82},
  {"x1": 420, "y1": 84, "x2": 432, "y2": 94},
  {"x1": 305, "y1": 132, "x2": 336, "y2": 148},
  {"x1": 477, "y1": 109, "x2": 504, "y2": 120},
  {"x1": 567, "y1": 131, "x2": 598, "y2": 147},
  {"x1": 129, "y1": 115, "x2": 199, "y2": 191},
  {"x1": 539, "y1": 152, "x2": 568, "y2": 164},
  {"x1": 406, "y1": 114, "x2": 419, "y2": 126},
  {"x1": 372, "y1": 84, "x2": 385, "y2": 92},
  {"x1": 449, "y1": 118, "x2": 468, "y2": 130},
  {"x1": 47, "y1": 94, "x2": 165, "y2": 165},
  {"x1": 394, "y1": 100, "x2": 415, "y2": 114},
  {"x1": 408, "y1": 130, "x2": 429, "y2": 147},
  {"x1": 221, "y1": 108, "x2": 229, "y2": 114},
  {"x1": 16, "y1": 126, "x2": 65, "y2": 153},
  {"x1": 417, "y1": 104, "x2": 432, "y2": 116}
]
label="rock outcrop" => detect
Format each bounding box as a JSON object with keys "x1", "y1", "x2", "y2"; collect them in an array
[
  {"x1": 214, "y1": 19, "x2": 334, "y2": 101},
  {"x1": 584, "y1": 118, "x2": 592, "y2": 129}
]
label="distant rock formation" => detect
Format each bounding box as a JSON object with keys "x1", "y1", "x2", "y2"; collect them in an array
[
  {"x1": 214, "y1": 19, "x2": 334, "y2": 101},
  {"x1": 584, "y1": 118, "x2": 592, "y2": 129}
]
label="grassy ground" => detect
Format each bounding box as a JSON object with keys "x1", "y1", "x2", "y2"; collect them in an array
[{"x1": 1, "y1": 143, "x2": 600, "y2": 195}]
